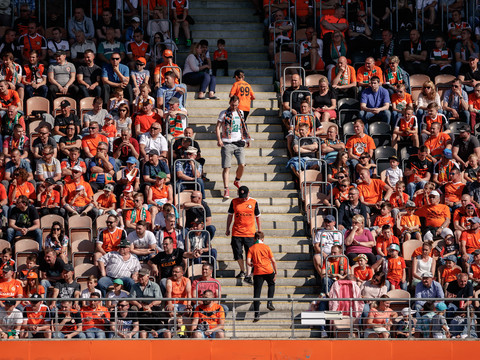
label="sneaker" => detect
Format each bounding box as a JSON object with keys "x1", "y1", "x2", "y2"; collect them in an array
[
  {"x1": 186, "y1": 39, "x2": 192, "y2": 46},
  {"x1": 244, "y1": 276, "x2": 253, "y2": 284},
  {"x1": 253, "y1": 315, "x2": 260, "y2": 323},
  {"x1": 236, "y1": 271, "x2": 246, "y2": 279},
  {"x1": 267, "y1": 301, "x2": 275, "y2": 311},
  {"x1": 321, "y1": 330, "x2": 328, "y2": 338},
  {"x1": 233, "y1": 180, "x2": 241, "y2": 188},
  {"x1": 223, "y1": 188, "x2": 230, "y2": 199},
  {"x1": 174, "y1": 38, "x2": 179, "y2": 44}
]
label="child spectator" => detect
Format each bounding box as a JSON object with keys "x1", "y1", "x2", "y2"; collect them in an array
[
  {"x1": 394, "y1": 307, "x2": 417, "y2": 338},
  {"x1": 352, "y1": 253, "x2": 374, "y2": 286},
  {"x1": 17, "y1": 254, "x2": 38, "y2": 286},
  {"x1": 101, "y1": 114, "x2": 117, "y2": 152},
  {"x1": 23, "y1": 272, "x2": 45, "y2": 301},
  {"x1": 372, "y1": 203, "x2": 394, "y2": 237},
  {"x1": 421, "y1": 102, "x2": 449, "y2": 144},
  {"x1": 431, "y1": 302, "x2": 450, "y2": 339},
  {"x1": 108, "y1": 87, "x2": 129, "y2": 117},
  {"x1": 468, "y1": 249, "x2": 480, "y2": 287},
  {"x1": 0, "y1": 248, "x2": 14, "y2": 271},
  {"x1": 131, "y1": 57, "x2": 150, "y2": 98},
  {"x1": 389, "y1": 180, "x2": 408, "y2": 220},
  {"x1": 439, "y1": 255, "x2": 461, "y2": 288},
  {"x1": 332, "y1": 178, "x2": 352, "y2": 207},
  {"x1": 385, "y1": 243, "x2": 407, "y2": 290},
  {"x1": 118, "y1": 185, "x2": 135, "y2": 216},
  {"x1": 392, "y1": 105, "x2": 419, "y2": 149},
  {"x1": 399, "y1": 201, "x2": 422, "y2": 241},
  {"x1": 80, "y1": 275, "x2": 102, "y2": 307},
  {"x1": 229, "y1": 69, "x2": 256, "y2": 120},
  {"x1": 133, "y1": 84, "x2": 155, "y2": 114},
  {"x1": 37, "y1": 178, "x2": 62, "y2": 217},
  {"x1": 118, "y1": 158, "x2": 140, "y2": 193},
  {"x1": 433, "y1": 148, "x2": 459, "y2": 186},
  {"x1": 391, "y1": 83, "x2": 413, "y2": 124},
  {"x1": 44, "y1": 221, "x2": 69, "y2": 263},
  {"x1": 376, "y1": 225, "x2": 400, "y2": 258},
  {"x1": 464, "y1": 154, "x2": 480, "y2": 183},
  {"x1": 105, "y1": 278, "x2": 129, "y2": 310},
  {"x1": 94, "y1": 184, "x2": 117, "y2": 216},
  {"x1": 212, "y1": 39, "x2": 228, "y2": 76},
  {"x1": 442, "y1": 232, "x2": 459, "y2": 260},
  {"x1": 381, "y1": 156, "x2": 403, "y2": 189}
]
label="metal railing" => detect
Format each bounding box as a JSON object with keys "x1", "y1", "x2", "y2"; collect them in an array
[{"x1": 5, "y1": 296, "x2": 480, "y2": 339}]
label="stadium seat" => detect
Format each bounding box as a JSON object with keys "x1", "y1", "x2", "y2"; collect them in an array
[
  {"x1": 69, "y1": 215, "x2": 93, "y2": 243},
  {"x1": 337, "y1": 98, "x2": 360, "y2": 127},
  {"x1": 15, "y1": 239, "x2": 39, "y2": 270},
  {"x1": 0, "y1": 239, "x2": 10, "y2": 252},
  {"x1": 386, "y1": 289, "x2": 410, "y2": 311},
  {"x1": 79, "y1": 97, "x2": 95, "y2": 119},
  {"x1": 305, "y1": 74, "x2": 323, "y2": 92},
  {"x1": 71, "y1": 239, "x2": 95, "y2": 267},
  {"x1": 374, "y1": 146, "x2": 396, "y2": 162},
  {"x1": 26, "y1": 97, "x2": 50, "y2": 119},
  {"x1": 409, "y1": 74, "x2": 430, "y2": 104},
  {"x1": 434, "y1": 74, "x2": 455, "y2": 100},
  {"x1": 75, "y1": 263, "x2": 100, "y2": 290},
  {"x1": 342, "y1": 122, "x2": 355, "y2": 143},
  {"x1": 53, "y1": 96, "x2": 77, "y2": 116},
  {"x1": 449, "y1": 122, "x2": 468, "y2": 135},
  {"x1": 369, "y1": 122, "x2": 391, "y2": 147},
  {"x1": 40, "y1": 215, "x2": 65, "y2": 240},
  {"x1": 402, "y1": 240, "x2": 423, "y2": 261},
  {"x1": 274, "y1": 51, "x2": 299, "y2": 80}
]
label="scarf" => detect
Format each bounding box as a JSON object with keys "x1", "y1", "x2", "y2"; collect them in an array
[
  {"x1": 222, "y1": 107, "x2": 250, "y2": 142},
  {"x1": 330, "y1": 41, "x2": 347, "y2": 62},
  {"x1": 130, "y1": 207, "x2": 147, "y2": 223},
  {"x1": 386, "y1": 66, "x2": 404, "y2": 84},
  {"x1": 2, "y1": 112, "x2": 22, "y2": 136}
]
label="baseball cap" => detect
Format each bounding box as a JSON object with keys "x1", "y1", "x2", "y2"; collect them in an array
[
  {"x1": 353, "y1": 254, "x2": 368, "y2": 262},
  {"x1": 406, "y1": 200, "x2": 416, "y2": 208},
  {"x1": 389, "y1": 155, "x2": 398, "y2": 162},
  {"x1": 30, "y1": 293, "x2": 42, "y2": 302},
  {"x1": 168, "y1": 97, "x2": 180, "y2": 105},
  {"x1": 469, "y1": 53, "x2": 479, "y2": 60},
  {"x1": 468, "y1": 217, "x2": 480, "y2": 224},
  {"x1": 63, "y1": 264, "x2": 74, "y2": 272},
  {"x1": 60, "y1": 100, "x2": 71, "y2": 108},
  {"x1": 440, "y1": 227, "x2": 454, "y2": 239},
  {"x1": 445, "y1": 255, "x2": 457, "y2": 263},
  {"x1": 44, "y1": 177, "x2": 55, "y2": 185},
  {"x1": 139, "y1": 268, "x2": 150, "y2": 276},
  {"x1": 388, "y1": 243, "x2": 401, "y2": 252},
  {"x1": 72, "y1": 165, "x2": 83, "y2": 172},
  {"x1": 435, "y1": 303, "x2": 447, "y2": 311},
  {"x1": 126, "y1": 156, "x2": 137, "y2": 164},
  {"x1": 324, "y1": 215, "x2": 336, "y2": 223},
  {"x1": 238, "y1": 186, "x2": 249, "y2": 198},
  {"x1": 123, "y1": 185, "x2": 134, "y2": 193},
  {"x1": 148, "y1": 149, "x2": 160, "y2": 156},
  {"x1": 473, "y1": 249, "x2": 480, "y2": 256},
  {"x1": 118, "y1": 238, "x2": 130, "y2": 248},
  {"x1": 156, "y1": 171, "x2": 167, "y2": 179},
  {"x1": 113, "y1": 278, "x2": 124, "y2": 285},
  {"x1": 185, "y1": 146, "x2": 197, "y2": 154},
  {"x1": 75, "y1": 185, "x2": 85, "y2": 191},
  {"x1": 163, "y1": 49, "x2": 173, "y2": 57},
  {"x1": 104, "y1": 184, "x2": 114, "y2": 192},
  {"x1": 54, "y1": 50, "x2": 66, "y2": 57},
  {"x1": 459, "y1": 125, "x2": 470, "y2": 132},
  {"x1": 443, "y1": 148, "x2": 452, "y2": 159},
  {"x1": 4, "y1": 299, "x2": 16, "y2": 306},
  {"x1": 422, "y1": 271, "x2": 433, "y2": 278},
  {"x1": 131, "y1": 16, "x2": 140, "y2": 22},
  {"x1": 401, "y1": 307, "x2": 416, "y2": 317},
  {"x1": 430, "y1": 190, "x2": 440, "y2": 197},
  {"x1": 136, "y1": 56, "x2": 146, "y2": 65},
  {"x1": 2, "y1": 264, "x2": 14, "y2": 272},
  {"x1": 27, "y1": 272, "x2": 38, "y2": 279},
  {"x1": 233, "y1": 69, "x2": 244, "y2": 78}
]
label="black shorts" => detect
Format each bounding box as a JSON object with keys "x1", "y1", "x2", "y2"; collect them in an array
[{"x1": 231, "y1": 236, "x2": 255, "y2": 260}]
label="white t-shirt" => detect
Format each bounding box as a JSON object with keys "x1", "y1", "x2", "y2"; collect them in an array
[
  {"x1": 218, "y1": 109, "x2": 243, "y2": 143},
  {"x1": 139, "y1": 132, "x2": 168, "y2": 154},
  {"x1": 384, "y1": 167, "x2": 403, "y2": 187},
  {"x1": 313, "y1": 228, "x2": 343, "y2": 255},
  {"x1": 80, "y1": 288, "x2": 102, "y2": 298},
  {"x1": 127, "y1": 229, "x2": 156, "y2": 249},
  {"x1": 0, "y1": 308, "x2": 23, "y2": 332}
]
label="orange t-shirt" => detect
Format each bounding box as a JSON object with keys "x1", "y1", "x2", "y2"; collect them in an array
[
  {"x1": 193, "y1": 303, "x2": 224, "y2": 329},
  {"x1": 24, "y1": 304, "x2": 49, "y2": 325},
  {"x1": 9, "y1": 181, "x2": 36, "y2": 204},
  {"x1": 345, "y1": 134, "x2": 376, "y2": 157},
  {"x1": 468, "y1": 93, "x2": 480, "y2": 110},
  {"x1": 63, "y1": 179, "x2": 94, "y2": 207},
  {"x1": 102, "y1": 124, "x2": 117, "y2": 138},
  {"x1": 154, "y1": 61, "x2": 180, "y2": 85},
  {"x1": 170, "y1": 276, "x2": 189, "y2": 304},
  {"x1": 330, "y1": 65, "x2": 356, "y2": 85},
  {"x1": 389, "y1": 191, "x2": 409, "y2": 208},
  {"x1": 98, "y1": 227, "x2": 125, "y2": 253},
  {"x1": 228, "y1": 197, "x2": 260, "y2": 237},
  {"x1": 391, "y1": 93, "x2": 413, "y2": 110},
  {"x1": 81, "y1": 134, "x2": 108, "y2": 157},
  {"x1": 81, "y1": 305, "x2": 110, "y2": 330},
  {"x1": 443, "y1": 182, "x2": 465, "y2": 203},
  {"x1": 374, "y1": 215, "x2": 394, "y2": 228},
  {"x1": 0, "y1": 278, "x2": 23, "y2": 298},
  {"x1": 229, "y1": 80, "x2": 255, "y2": 112},
  {"x1": 39, "y1": 190, "x2": 60, "y2": 207},
  {"x1": 247, "y1": 242, "x2": 274, "y2": 275},
  {"x1": 358, "y1": 179, "x2": 386, "y2": 204},
  {"x1": 135, "y1": 113, "x2": 162, "y2": 134},
  {"x1": 400, "y1": 214, "x2": 421, "y2": 232},
  {"x1": 126, "y1": 208, "x2": 152, "y2": 224},
  {"x1": 424, "y1": 132, "x2": 451, "y2": 157},
  {"x1": 0, "y1": 89, "x2": 21, "y2": 108},
  {"x1": 441, "y1": 266, "x2": 461, "y2": 284},
  {"x1": 376, "y1": 235, "x2": 400, "y2": 255},
  {"x1": 151, "y1": 184, "x2": 169, "y2": 201},
  {"x1": 470, "y1": 263, "x2": 480, "y2": 279},
  {"x1": 97, "y1": 193, "x2": 117, "y2": 209},
  {"x1": 460, "y1": 230, "x2": 480, "y2": 254},
  {"x1": 320, "y1": 14, "x2": 348, "y2": 37},
  {"x1": 120, "y1": 196, "x2": 135, "y2": 209},
  {"x1": 415, "y1": 204, "x2": 450, "y2": 228},
  {"x1": 354, "y1": 266, "x2": 374, "y2": 282},
  {"x1": 356, "y1": 65, "x2": 383, "y2": 85},
  {"x1": 387, "y1": 256, "x2": 406, "y2": 282},
  {"x1": 423, "y1": 113, "x2": 446, "y2": 132}
]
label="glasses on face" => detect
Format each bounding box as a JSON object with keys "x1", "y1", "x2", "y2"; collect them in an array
[
  {"x1": 424, "y1": 86, "x2": 431, "y2": 89},
  {"x1": 98, "y1": 148, "x2": 107, "y2": 151},
  {"x1": 53, "y1": 228, "x2": 61, "y2": 231},
  {"x1": 134, "y1": 199, "x2": 142, "y2": 203},
  {"x1": 452, "y1": 85, "x2": 459, "y2": 88},
  {"x1": 360, "y1": 156, "x2": 370, "y2": 160},
  {"x1": 428, "y1": 195, "x2": 436, "y2": 198},
  {"x1": 119, "y1": 109, "x2": 127, "y2": 112},
  {"x1": 151, "y1": 127, "x2": 160, "y2": 130},
  {"x1": 340, "y1": 184, "x2": 348, "y2": 187},
  {"x1": 67, "y1": 127, "x2": 75, "y2": 130},
  {"x1": 111, "y1": 57, "x2": 120, "y2": 61},
  {"x1": 39, "y1": 132, "x2": 49, "y2": 135},
  {"x1": 118, "y1": 304, "x2": 128, "y2": 307},
  {"x1": 89, "y1": 127, "x2": 97, "y2": 130},
  {"x1": 43, "y1": 152, "x2": 52, "y2": 156}
]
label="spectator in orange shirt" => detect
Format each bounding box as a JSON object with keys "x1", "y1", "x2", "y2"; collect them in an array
[
  {"x1": 330, "y1": 56, "x2": 357, "y2": 99},
  {"x1": 212, "y1": 39, "x2": 228, "y2": 76},
  {"x1": 229, "y1": 69, "x2": 255, "y2": 120},
  {"x1": 321, "y1": 244, "x2": 347, "y2": 292},
  {"x1": 385, "y1": 244, "x2": 407, "y2": 290},
  {"x1": 153, "y1": 49, "x2": 181, "y2": 90},
  {"x1": 438, "y1": 167, "x2": 465, "y2": 212},
  {"x1": 356, "y1": 57, "x2": 383, "y2": 89},
  {"x1": 391, "y1": 84, "x2": 413, "y2": 125},
  {"x1": 80, "y1": 292, "x2": 110, "y2": 339},
  {"x1": 0, "y1": 80, "x2": 21, "y2": 118},
  {"x1": 320, "y1": 4, "x2": 348, "y2": 48},
  {"x1": 439, "y1": 255, "x2": 461, "y2": 287},
  {"x1": 81, "y1": 121, "x2": 108, "y2": 162},
  {"x1": 351, "y1": 253, "x2": 374, "y2": 286},
  {"x1": 399, "y1": 201, "x2": 422, "y2": 241},
  {"x1": 372, "y1": 203, "x2": 394, "y2": 237},
  {"x1": 7, "y1": 168, "x2": 35, "y2": 205},
  {"x1": 62, "y1": 165, "x2": 96, "y2": 217},
  {"x1": 468, "y1": 83, "x2": 480, "y2": 130},
  {"x1": 460, "y1": 217, "x2": 480, "y2": 265},
  {"x1": 357, "y1": 169, "x2": 393, "y2": 211},
  {"x1": 345, "y1": 119, "x2": 376, "y2": 171},
  {"x1": 424, "y1": 122, "x2": 452, "y2": 160},
  {"x1": 416, "y1": 190, "x2": 451, "y2": 241},
  {"x1": 389, "y1": 181, "x2": 409, "y2": 220},
  {"x1": 376, "y1": 225, "x2": 400, "y2": 258}
]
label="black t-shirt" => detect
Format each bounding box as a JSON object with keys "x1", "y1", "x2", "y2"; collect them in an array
[
  {"x1": 312, "y1": 90, "x2": 336, "y2": 108},
  {"x1": 446, "y1": 281, "x2": 473, "y2": 307},
  {"x1": 453, "y1": 135, "x2": 480, "y2": 163},
  {"x1": 111, "y1": 310, "x2": 138, "y2": 332},
  {"x1": 282, "y1": 85, "x2": 310, "y2": 113},
  {"x1": 9, "y1": 205, "x2": 39, "y2": 228},
  {"x1": 338, "y1": 201, "x2": 368, "y2": 229},
  {"x1": 460, "y1": 66, "x2": 480, "y2": 82},
  {"x1": 185, "y1": 201, "x2": 212, "y2": 227},
  {"x1": 32, "y1": 137, "x2": 57, "y2": 152},
  {"x1": 406, "y1": 155, "x2": 434, "y2": 180},
  {"x1": 59, "y1": 134, "x2": 81, "y2": 148},
  {"x1": 54, "y1": 114, "x2": 81, "y2": 134},
  {"x1": 96, "y1": 18, "x2": 121, "y2": 38},
  {"x1": 57, "y1": 311, "x2": 82, "y2": 333},
  {"x1": 402, "y1": 40, "x2": 426, "y2": 61},
  {"x1": 172, "y1": 139, "x2": 201, "y2": 160},
  {"x1": 77, "y1": 64, "x2": 102, "y2": 86},
  {"x1": 150, "y1": 248, "x2": 185, "y2": 279},
  {"x1": 38, "y1": 257, "x2": 65, "y2": 279},
  {"x1": 55, "y1": 280, "x2": 81, "y2": 298}
]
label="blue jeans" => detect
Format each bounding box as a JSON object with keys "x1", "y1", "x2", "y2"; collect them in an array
[
  {"x1": 7, "y1": 228, "x2": 43, "y2": 250},
  {"x1": 97, "y1": 276, "x2": 135, "y2": 297},
  {"x1": 320, "y1": 277, "x2": 335, "y2": 294},
  {"x1": 445, "y1": 110, "x2": 470, "y2": 125},
  {"x1": 78, "y1": 84, "x2": 102, "y2": 98},
  {"x1": 85, "y1": 327, "x2": 106, "y2": 339},
  {"x1": 183, "y1": 72, "x2": 216, "y2": 93},
  {"x1": 406, "y1": 180, "x2": 426, "y2": 199},
  {"x1": 359, "y1": 110, "x2": 392, "y2": 130},
  {"x1": 53, "y1": 331, "x2": 86, "y2": 339},
  {"x1": 40, "y1": 279, "x2": 52, "y2": 296},
  {"x1": 25, "y1": 84, "x2": 48, "y2": 99}
]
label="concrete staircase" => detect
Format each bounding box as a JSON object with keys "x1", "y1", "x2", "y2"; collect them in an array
[{"x1": 182, "y1": 0, "x2": 316, "y2": 338}]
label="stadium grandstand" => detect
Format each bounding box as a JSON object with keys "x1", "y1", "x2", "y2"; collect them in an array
[{"x1": 0, "y1": 0, "x2": 480, "y2": 357}]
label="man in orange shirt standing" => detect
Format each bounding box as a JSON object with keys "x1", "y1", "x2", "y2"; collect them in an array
[
  {"x1": 226, "y1": 186, "x2": 261, "y2": 284},
  {"x1": 229, "y1": 69, "x2": 255, "y2": 120},
  {"x1": 247, "y1": 231, "x2": 277, "y2": 322}
]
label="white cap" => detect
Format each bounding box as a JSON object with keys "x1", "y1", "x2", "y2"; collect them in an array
[
  {"x1": 430, "y1": 190, "x2": 440, "y2": 197},
  {"x1": 441, "y1": 227, "x2": 454, "y2": 239}
]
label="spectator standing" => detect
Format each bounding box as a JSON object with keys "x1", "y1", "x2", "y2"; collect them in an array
[{"x1": 229, "y1": 70, "x2": 255, "y2": 120}]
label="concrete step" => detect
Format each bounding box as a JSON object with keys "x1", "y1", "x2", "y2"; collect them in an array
[
  {"x1": 192, "y1": 123, "x2": 283, "y2": 133},
  {"x1": 216, "y1": 251, "x2": 311, "y2": 262},
  {"x1": 188, "y1": 98, "x2": 277, "y2": 108},
  {"x1": 209, "y1": 201, "x2": 300, "y2": 213},
  {"x1": 193, "y1": 14, "x2": 264, "y2": 23},
  {"x1": 197, "y1": 139, "x2": 286, "y2": 148},
  {"x1": 217, "y1": 227, "x2": 306, "y2": 236},
  {"x1": 204, "y1": 164, "x2": 289, "y2": 174},
  {"x1": 189, "y1": 107, "x2": 278, "y2": 117},
  {"x1": 214, "y1": 243, "x2": 310, "y2": 254},
  {"x1": 191, "y1": 91, "x2": 277, "y2": 100},
  {"x1": 214, "y1": 236, "x2": 309, "y2": 245},
  {"x1": 186, "y1": 84, "x2": 274, "y2": 92},
  {"x1": 205, "y1": 180, "x2": 295, "y2": 190},
  {"x1": 192, "y1": 22, "x2": 264, "y2": 31},
  {"x1": 202, "y1": 155, "x2": 288, "y2": 165},
  {"x1": 206, "y1": 189, "x2": 296, "y2": 198},
  {"x1": 207, "y1": 197, "x2": 297, "y2": 207},
  {"x1": 205, "y1": 172, "x2": 291, "y2": 182},
  {"x1": 194, "y1": 131, "x2": 283, "y2": 140},
  {"x1": 228, "y1": 60, "x2": 271, "y2": 69},
  {"x1": 191, "y1": 30, "x2": 262, "y2": 39},
  {"x1": 221, "y1": 285, "x2": 317, "y2": 295},
  {"x1": 218, "y1": 268, "x2": 315, "y2": 279},
  {"x1": 219, "y1": 259, "x2": 313, "y2": 271},
  {"x1": 188, "y1": 115, "x2": 280, "y2": 124},
  {"x1": 213, "y1": 221, "x2": 303, "y2": 233},
  {"x1": 190, "y1": 37, "x2": 267, "y2": 48}
]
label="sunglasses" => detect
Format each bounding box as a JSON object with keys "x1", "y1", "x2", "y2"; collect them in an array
[
  {"x1": 106, "y1": 221, "x2": 114, "y2": 224},
  {"x1": 111, "y1": 57, "x2": 120, "y2": 60},
  {"x1": 53, "y1": 228, "x2": 61, "y2": 231},
  {"x1": 151, "y1": 127, "x2": 161, "y2": 130},
  {"x1": 89, "y1": 127, "x2": 97, "y2": 130},
  {"x1": 119, "y1": 109, "x2": 127, "y2": 112},
  {"x1": 43, "y1": 152, "x2": 52, "y2": 156}
]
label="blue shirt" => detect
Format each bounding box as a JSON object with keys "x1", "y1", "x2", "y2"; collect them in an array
[
  {"x1": 102, "y1": 63, "x2": 129, "y2": 83},
  {"x1": 442, "y1": 89, "x2": 468, "y2": 111},
  {"x1": 88, "y1": 156, "x2": 117, "y2": 184},
  {"x1": 143, "y1": 160, "x2": 170, "y2": 178},
  {"x1": 5, "y1": 158, "x2": 32, "y2": 175},
  {"x1": 157, "y1": 84, "x2": 186, "y2": 110},
  {"x1": 360, "y1": 86, "x2": 390, "y2": 109},
  {"x1": 175, "y1": 160, "x2": 202, "y2": 178},
  {"x1": 415, "y1": 280, "x2": 445, "y2": 307}
]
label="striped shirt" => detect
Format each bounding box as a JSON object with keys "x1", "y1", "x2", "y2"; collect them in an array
[{"x1": 99, "y1": 252, "x2": 141, "y2": 278}]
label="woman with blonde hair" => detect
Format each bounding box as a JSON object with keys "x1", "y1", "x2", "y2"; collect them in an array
[
  {"x1": 345, "y1": 214, "x2": 376, "y2": 265},
  {"x1": 313, "y1": 76, "x2": 337, "y2": 124},
  {"x1": 416, "y1": 80, "x2": 442, "y2": 119},
  {"x1": 183, "y1": 42, "x2": 216, "y2": 99}
]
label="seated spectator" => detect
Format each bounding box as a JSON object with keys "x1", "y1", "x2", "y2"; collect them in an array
[
  {"x1": 3, "y1": 148, "x2": 32, "y2": 190},
  {"x1": 357, "y1": 57, "x2": 383, "y2": 90},
  {"x1": 320, "y1": 244, "x2": 347, "y2": 292},
  {"x1": 175, "y1": 146, "x2": 205, "y2": 199},
  {"x1": 404, "y1": 145, "x2": 434, "y2": 198},
  {"x1": 112, "y1": 128, "x2": 139, "y2": 167},
  {"x1": 364, "y1": 295, "x2": 397, "y2": 338},
  {"x1": 147, "y1": 172, "x2": 173, "y2": 219},
  {"x1": 88, "y1": 141, "x2": 116, "y2": 192},
  {"x1": 345, "y1": 214, "x2": 376, "y2": 265},
  {"x1": 42, "y1": 221, "x2": 68, "y2": 263},
  {"x1": 2, "y1": 105, "x2": 25, "y2": 138},
  {"x1": 62, "y1": 165, "x2": 96, "y2": 217},
  {"x1": 109, "y1": 300, "x2": 141, "y2": 339},
  {"x1": 433, "y1": 148, "x2": 458, "y2": 187},
  {"x1": 392, "y1": 105, "x2": 419, "y2": 149},
  {"x1": 0, "y1": 298, "x2": 22, "y2": 338},
  {"x1": 97, "y1": 27, "x2": 126, "y2": 65},
  {"x1": 417, "y1": 81, "x2": 442, "y2": 119},
  {"x1": 58, "y1": 126, "x2": 82, "y2": 159},
  {"x1": 7, "y1": 168, "x2": 35, "y2": 205},
  {"x1": 187, "y1": 219, "x2": 217, "y2": 265},
  {"x1": 421, "y1": 102, "x2": 449, "y2": 144},
  {"x1": 345, "y1": 119, "x2": 376, "y2": 171},
  {"x1": 127, "y1": 220, "x2": 156, "y2": 262},
  {"x1": 94, "y1": 214, "x2": 127, "y2": 264},
  {"x1": 135, "y1": 99, "x2": 162, "y2": 136},
  {"x1": 50, "y1": 264, "x2": 80, "y2": 309},
  {"x1": 95, "y1": 8, "x2": 121, "y2": 41},
  {"x1": 125, "y1": 193, "x2": 152, "y2": 231},
  {"x1": 424, "y1": 122, "x2": 452, "y2": 160},
  {"x1": 383, "y1": 56, "x2": 409, "y2": 96},
  {"x1": 37, "y1": 178, "x2": 63, "y2": 218},
  {"x1": 101, "y1": 51, "x2": 133, "y2": 104},
  {"x1": 416, "y1": 190, "x2": 451, "y2": 241},
  {"x1": 357, "y1": 168, "x2": 393, "y2": 210},
  {"x1": 142, "y1": 149, "x2": 170, "y2": 191},
  {"x1": 70, "y1": 31, "x2": 96, "y2": 67},
  {"x1": 454, "y1": 29, "x2": 479, "y2": 76},
  {"x1": 324, "y1": 30, "x2": 347, "y2": 72},
  {"x1": 47, "y1": 51, "x2": 78, "y2": 103},
  {"x1": 312, "y1": 76, "x2": 337, "y2": 124},
  {"x1": 468, "y1": 83, "x2": 480, "y2": 131},
  {"x1": 459, "y1": 55, "x2": 480, "y2": 94},
  {"x1": 80, "y1": 292, "x2": 110, "y2": 339},
  {"x1": 359, "y1": 76, "x2": 391, "y2": 127},
  {"x1": 452, "y1": 124, "x2": 480, "y2": 170},
  {"x1": 390, "y1": 83, "x2": 413, "y2": 125},
  {"x1": 81, "y1": 121, "x2": 108, "y2": 162},
  {"x1": 0, "y1": 52, "x2": 23, "y2": 105},
  {"x1": 355, "y1": 152, "x2": 377, "y2": 180},
  {"x1": 438, "y1": 164, "x2": 465, "y2": 211},
  {"x1": 60, "y1": 147, "x2": 86, "y2": 181},
  {"x1": 3, "y1": 124, "x2": 29, "y2": 161},
  {"x1": 0, "y1": 80, "x2": 21, "y2": 117},
  {"x1": 445, "y1": 273, "x2": 473, "y2": 317},
  {"x1": 183, "y1": 43, "x2": 216, "y2": 100},
  {"x1": 427, "y1": 36, "x2": 455, "y2": 80},
  {"x1": 330, "y1": 56, "x2": 357, "y2": 99},
  {"x1": 165, "y1": 265, "x2": 192, "y2": 313},
  {"x1": 442, "y1": 78, "x2": 470, "y2": 124},
  {"x1": 414, "y1": 272, "x2": 445, "y2": 312},
  {"x1": 402, "y1": 29, "x2": 428, "y2": 75},
  {"x1": 281, "y1": 73, "x2": 310, "y2": 129},
  {"x1": 319, "y1": 3, "x2": 348, "y2": 47},
  {"x1": 77, "y1": 50, "x2": 102, "y2": 99},
  {"x1": 53, "y1": 100, "x2": 81, "y2": 143},
  {"x1": 312, "y1": 215, "x2": 343, "y2": 275},
  {"x1": 38, "y1": 248, "x2": 65, "y2": 294},
  {"x1": 460, "y1": 217, "x2": 480, "y2": 265},
  {"x1": 320, "y1": 125, "x2": 345, "y2": 166},
  {"x1": 299, "y1": 27, "x2": 324, "y2": 72},
  {"x1": 21, "y1": 294, "x2": 51, "y2": 339},
  {"x1": 191, "y1": 290, "x2": 225, "y2": 338},
  {"x1": 375, "y1": 30, "x2": 397, "y2": 71},
  {"x1": 154, "y1": 50, "x2": 181, "y2": 90},
  {"x1": 0, "y1": 264, "x2": 23, "y2": 304},
  {"x1": 0, "y1": 29, "x2": 21, "y2": 60},
  {"x1": 7, "y1": 195, "x2": 42, "y2": 249},
  {"x1": 54, "y1": 300, "x2": 85, "y2": 339},
  {"x1": 127, "y1": 29, "x2": 151, "y2": 69},
  {"x1": 439, "y1": 255, "x2": 462, "y2": 288},
  {"x1": 32, "y1": 126, "x2": 57, "y2": 162},
  {"x1": 156, "y1": 69, "x2": 187, "y2": 115},
  {"x1": 18, "y1": 20, "x2": 47, "y2": 64},
  {"x1": 131, "y1": 59, "x2": 151, "y2": 99},
  {"x1": 67, "y1": 7, "x2": 95, "y2": 43},
  {"x1": 164, "y1": 97, "x2": 187, "y2": 139},
  {"x1": 46, "y1": 27, "x2": 71, "y2": 62}
]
